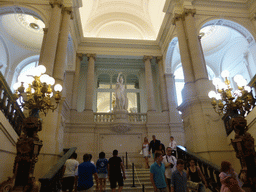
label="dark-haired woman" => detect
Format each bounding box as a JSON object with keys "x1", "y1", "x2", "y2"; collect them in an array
[
  {"x1": 219, "y1": 161, "x2": 244, "y2": 192},
  {"x1": 96, "y1": 152, "x2": 108, "y2": 192},
  {"x1": 187, "y1": 159, "x2": 208, "y2": 192}
]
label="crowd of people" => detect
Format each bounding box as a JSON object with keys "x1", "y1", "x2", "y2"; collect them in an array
[{"x1": 61, "y1": 135, "x2": 244, "y2": 192}]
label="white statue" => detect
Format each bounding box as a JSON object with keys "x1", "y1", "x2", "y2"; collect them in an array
[{"x1": 115, "y1": 73, "x2": 127, "y2": 110}]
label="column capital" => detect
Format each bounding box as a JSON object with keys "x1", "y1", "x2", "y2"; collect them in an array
[
  {"x1": 184, "y1": 8, "x2": 196, "y2": 17},
  {"x1": 86, "y1": 54, "x2": 96, "y2": 61},
  {"x1": 165, "y1": 73, "x2": 175, "y2": 79},
  {"x1": 63, "y1": 7, "x2": 74, "y2": 19},
  {"x1": 156, "y1": 56, "x2": 163, "y2": 63},
  {"x1": 76, "y1": 53, "x2": 83, "y2": 61},
  {"x1": 250, "y1": 13, "x2": 256, "y2": 21},
  {"x1": 172, "y1": 13, "x2": 183, "y2": 25},
  {"x1": 143, "y1": 56, "x2": 153, "y2": 62},
  {"x1": 50, "y1": 0, "x2": 63, "y2": 8}
]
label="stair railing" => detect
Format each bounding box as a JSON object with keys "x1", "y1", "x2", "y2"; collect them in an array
[
  {"x1": 127, "y1": 154, "x2": 143, "y2": 190},
  {"x1": 39, "y1": 147, "x2": 77, "y2": 192},
  {"x1": 177, "y1": 145, "x2": 221, "y2": 192},
  {"x1": 0, "y1": 72, "x2": 24, "y2": 135}
]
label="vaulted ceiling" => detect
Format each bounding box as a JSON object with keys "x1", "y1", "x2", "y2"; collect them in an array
[{"x1": 79, "y1": 0, "x2": 166, "y2": 40}]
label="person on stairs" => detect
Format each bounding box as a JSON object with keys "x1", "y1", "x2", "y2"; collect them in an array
[
  {"x1": 150, "y1": 151, "x2": 167, "y2": 192},
  {"x1": 163, "y1": 147, "x2": 177, "y2": 192},
  {"x1": 142, "y1": 137, "x2": 150, "y2": 168}
]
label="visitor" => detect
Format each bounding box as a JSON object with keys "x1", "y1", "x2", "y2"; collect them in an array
[
  {"x1": 157, "y1": 143, "x2": 166, "y2": 156},
  {"x1": 219, "y1": 161, "x2": 244, "y2": 192},
  {"x1": 149, "y1": 135, "x2": 161, "y2": 160},
  {"x1": 150, "y1": 151, "x2": 167, "y2": 192},
  {"x1": 142, "y1": 137, "x2": 150, "y2": 168},
  {"x1": 77, "y1": 153, "x2": 99, "y2": 192},
  {"x1": 62, "y1": 152, "x2": 79, "y2": 192},
  {"x1": 96, "y1": 152, "x2": 108, "y2": 192},
  {"x1": 171, "y1": 159, "x2": 188, "y2": 192},
  {"x1": 108, "y1": 149, "x2": 126, "y2": 192},
  {"x1": 163, "y1": 147, "x2": 177, "y2": 192},
  {"x1": 169, "y1": 136, "x2": 177, "y2": 157},
  {"x1": 186, "y1": 158, "x2": 208, "y2": 192}
]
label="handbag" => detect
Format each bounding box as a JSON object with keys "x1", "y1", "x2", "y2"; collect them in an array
[
  {"x1": 187, "y1": 181, "x2": 199, "y2": 191},
  {"x1": 139, "y1": 150, "x2": 143, "y2": 155}
]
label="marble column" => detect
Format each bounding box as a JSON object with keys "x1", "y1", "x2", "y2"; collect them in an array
[
  {"x1": 143, "y1": 56, "x2": 156, "y2": 112},
  {"x1": 172, "y1": 14, "x2": 194, "y2": 84},
  {"x1": 53, "y1": 7, "x2": 73, "y2": 85},
  {"x1": 244, "y1": 52, "x2": 253, "y2": 79},
  {"x1": 40, "y1": 0, "x2": 63, "y2": 76},
  {"x1": 72, "y1": 53, "x2": 83, "y2": 110},
  {"x1": 85, "y1": 54, "x2": 96, "y2": 111},
  {"x1": 156, "y1": 56, "x2": 168, "y2": 112},
  {"x1": 39, "y1": 28, "x2": 48, "y2": 64},
  {"x1": 183, "y1": 9, "x2": 208, "y2": 81}
]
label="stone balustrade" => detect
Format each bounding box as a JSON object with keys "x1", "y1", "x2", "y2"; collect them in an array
[{"x1": 93, "y1": 113, "x2": 147, "y2": 123}]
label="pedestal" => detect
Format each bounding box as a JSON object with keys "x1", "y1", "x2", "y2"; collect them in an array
[{"x1": 112, "y1": 109, "x2": 130, "y2": 133}]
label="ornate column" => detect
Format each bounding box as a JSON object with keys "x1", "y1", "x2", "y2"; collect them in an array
[
  {"x1": 85, "y1": 54, "x2": 96, "y2": 111},
  {"x1": 156, "y1": 56, "x2": 169, "y2": 112},
  {"x1": 143, "y1": 56, "x2": 156, "y2": 112},
  {"x1": 40, "y1": 0, "x2": 63, "y2": 75},
  {"x1": 53, "y1": 7, "x2": 73, "y2": 85},
  {"x1": 39, "y1": 28, "x2": 48, "y2": 64},
  {"x1": 183, "y1": 9, "x2": 208, "y2": 81},
  {"x1": 172, "y1": 14, "x2": 194, "y2": 84},
  {"x1": 72, "y1": 53, "x2": 83, "y2": 110},
  {"x1": 172, "y1": 14, "x2": 196, "y2": 100}
]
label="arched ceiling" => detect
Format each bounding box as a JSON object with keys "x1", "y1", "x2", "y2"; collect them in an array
[{"x1": 79, "y1": 0, "x2": 166, "y2": 40}]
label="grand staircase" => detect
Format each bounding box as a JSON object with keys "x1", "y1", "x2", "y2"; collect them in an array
[{"x1": 93, "y1": 168, "x2": 154, "y2": 192}]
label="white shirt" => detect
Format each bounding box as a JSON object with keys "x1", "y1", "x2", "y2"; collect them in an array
[
  {"x1": 162, "y1": 155, "x2": 177, "y2": 179},
  {"x1": 169, "y1": 141, "x2": 177, "y2": 151},
  {"x1": 63, "y1": 159, "x2": 79, "y2": 177}
]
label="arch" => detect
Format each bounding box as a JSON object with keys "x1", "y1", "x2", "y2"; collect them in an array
[
  {"x1": 165, "y1": 37, "x2": 179, "y2": 73},
  {"x1": 10, "y1": 55, "x2": 39, "y2": 90},
  {"x1": 0, "y1": 4, "x2": 48, "y2": 25},
  {"x1": 199, "y1": 18, "x2": 255, "y2": 45}
]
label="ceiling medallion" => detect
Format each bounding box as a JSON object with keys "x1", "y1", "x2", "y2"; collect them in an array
[
  {"x1": 16, "y1": 14, "x2": 45, "y2": 33},
  {"x1": 29, "y1": 23, "x2": 39, "y2": 30}
]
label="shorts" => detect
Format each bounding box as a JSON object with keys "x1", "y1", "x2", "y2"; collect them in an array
[
  {"x1": 62, "y1": 176, "x2": 75, "y2": 191},
  {"x1": 98, "y1": 173, "x2": 107, "y2": 179},
  {"x1": 109, "y1": 176, "x2": 124, "y2": 189},
  {"x1": 157, "y1": 187, "x2": 167, "y2": 192}
]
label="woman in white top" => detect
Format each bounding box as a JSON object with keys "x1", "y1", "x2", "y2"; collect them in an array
[{"x1": 142, "y1": 137, "x2": 150, "y2": 168}]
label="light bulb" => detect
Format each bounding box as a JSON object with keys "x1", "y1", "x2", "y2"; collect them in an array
[
  {"x1": 237, "y1": 79, "x2": 247, "y2": 87},
  {"x1": 216, "y1": 93, "x2": 222, "y2": 100},
  {"x1": 48, "y1": 77, "x2": 55, "y2": 85},
  {"x1": 244, "y1": 86, "x2": 251, "y2": 92},
  {"x1": 37, "y1": 65, "x2": 46, "y2": 74},
  {"x1": 13, "y1": 82, "x2": 20, "y2": 90},
  {"x1": 208, "y1": 91, "x2": 216, "y2": 98},
  {"x1": 221, "y1": 70, "x2": 230, "y2": 78},
  {"x1": 33, "y1": 67, "x2": 41, "y2": 77},
  {"x1": 18, "y1": 74, "x2": 27, "y2": 83},
  {"x1": 26, "y1": 76, "x2": 34, "y2": 84},
  {"x1": 234, "y1": 74, "x2": 244, "y2": 83},
  {"x1": 31, "y1": 88, "x2": 35, "y2": 93},
  {"x1": 212, "y1": 78, "x2": 221, "y2": 87},
  {"x1": 40, "y1": 74, "x2": 49, "y2": 83},
  {"x1": 54, "y1": 84, "x2": 62, "y2": 92}
]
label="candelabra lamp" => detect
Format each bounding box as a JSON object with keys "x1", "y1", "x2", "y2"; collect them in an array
[
  {"x1": 0, "y1": 65, "x2": 62, "y2": 192},
  {"x1": 208, "y1": 70, "x2": 256, "y2": 190}
]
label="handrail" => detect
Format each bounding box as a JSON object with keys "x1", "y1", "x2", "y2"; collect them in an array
[
  {"x1": 177, "y1": 145, "x2": 221, "y2": 192},
  {"x1": 0, "y1": 71, "x2": 24, "y2": 135},
  {"x1": 39, "y1": 147, "x2": 77, "y2": 192},
  {"x1": 127, "y1": 154, "x2": 143, "y2": 189}
]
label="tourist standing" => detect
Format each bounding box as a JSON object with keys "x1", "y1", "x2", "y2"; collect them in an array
[
  {"x1": 149, "y1": 135, "x2": 161, "y2": 160},
  {"x1": 62, "y1": 153, "x2": 79, "y2": 192},
  {"x1": 108, "y1": 150, "x2": 126, "y2": 192},
  {"x1": 96, "y1": 152, "x2": 108, "y2": 192},
  {"x1": 163, "y1": 147, "x2": 177, "y2": 192},
  {"x1": 77, "y1": 154, "x2": 99, "y2": 192},
  {"x1": 142, "y1": 137, "x2": 150, "y2": 168},
  {"x1": 150, "y1": 152, "x2": 167, "y2": 192},
  {"x1": 169, "y1": 136, "x2": 177, "y2": 157},
  {"x1": 171, "y1": 159, "x2": 188, "y2": 192},
  {"x1": 187, "y1": 158, "x2": 208, "y2": 192}
]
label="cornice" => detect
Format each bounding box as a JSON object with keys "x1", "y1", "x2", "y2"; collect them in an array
[{"x1": 77, "y1": 38, "x2": 162, "y2": 56}]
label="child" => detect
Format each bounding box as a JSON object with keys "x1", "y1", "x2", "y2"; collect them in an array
[{"x1": 219, "y1": 161, "x2": 244, "y2": 192}]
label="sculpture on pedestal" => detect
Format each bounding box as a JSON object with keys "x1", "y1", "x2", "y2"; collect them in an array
[{"x1": 114, "y1": 72, "x2": 128, "y2": 110}]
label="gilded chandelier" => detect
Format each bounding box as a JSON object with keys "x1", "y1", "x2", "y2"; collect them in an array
[
  {"x1": 13, "y1": 65, "x2": 62, "y2": 117},
  {"x1": 208, "y1": 70, "x2": 255, "y2": 117}
]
